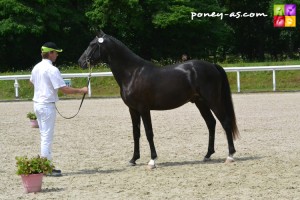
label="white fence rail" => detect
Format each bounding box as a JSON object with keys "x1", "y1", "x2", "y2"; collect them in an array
[
  {"x1": 224, "y1": 65, "x2": 300, "y2": 92},
  {"x1": 0, "y1": 66, "x2": 299, "y2": 98}
]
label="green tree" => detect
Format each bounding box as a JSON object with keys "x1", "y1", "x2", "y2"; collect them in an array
[
  {"x1": 0, "y1": 0, "x2": 92, "y2": 72},
  {"x1": 86, "y1": 0, "x2": 232, "y2": 62},
  {"x1": 219, "y1": 0, "x2": 271, "y2": 61},
  {"x1": 220, "y1": 0, "x2": 300, "y2": 61},
  {"x1": 151, "y1": 0, "x2": 232, "y2": 61}
]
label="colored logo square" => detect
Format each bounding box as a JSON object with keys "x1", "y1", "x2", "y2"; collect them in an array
[
  {"x1": 285, "y1": 16, "x2": 296, "y2": 27},
  {"x1": 285, "y1": 4, "x2": 296, "y2": 16},
  {"x1": 274, "y1": 16, "x2": 285, "y2": 27},
  {"x1": 274, "y1": 5, "x2": 285, "y2": 16}
]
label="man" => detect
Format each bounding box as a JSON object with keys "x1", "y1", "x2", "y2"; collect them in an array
[{"x1": 30, "y1": 42, "x2": 88, "y2": 176}]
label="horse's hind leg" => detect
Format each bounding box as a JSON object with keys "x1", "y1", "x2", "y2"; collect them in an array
[
  {"x1": 220, "y1": 115, "x2": 236, "y2": 161},
  {"x1": 129, "y1": 108, "x2": 141, "y2": 166},
  {"x1": 211, "y1": 107, "x2": 236, "y2": 162},
  {"x1": 195, "y1": 100, "x2": 216, "y2": 161}
]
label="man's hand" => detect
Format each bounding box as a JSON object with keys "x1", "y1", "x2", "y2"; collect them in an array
[{"x1": 81, "y1": 87, "x2": 88, "y2": 94}]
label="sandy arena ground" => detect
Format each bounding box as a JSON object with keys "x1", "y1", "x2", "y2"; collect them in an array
[{"x1": 1, "y1": 92, "x2": 300, "y2": 200}]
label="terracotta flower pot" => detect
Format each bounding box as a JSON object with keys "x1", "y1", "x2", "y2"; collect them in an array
[
  {"x1": 21, "y1": 173, "x2": 43, "y2": 193},
  {"x1": 30, "y1": 120, "x2": 39, "y2": 128}
]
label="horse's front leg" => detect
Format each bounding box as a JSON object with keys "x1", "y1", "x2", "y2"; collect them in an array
[
  {"x1": 129, "y1": 108, "x2": 141, "y2": 166},
  {"x1": 141, "y1": 110, "x2": 157, "y2": 169}
]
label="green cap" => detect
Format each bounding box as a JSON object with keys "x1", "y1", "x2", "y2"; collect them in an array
[{"x1": 41, "y1": 42, "x2": 63, "y2": 53}]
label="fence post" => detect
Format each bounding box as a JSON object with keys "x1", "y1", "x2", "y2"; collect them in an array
[
  {"x1": 273, "y1": 69, "x2": 276, "y2": 91},
  {"x1": 14, "y1": 79, "x2": 19, "y2": 98},
  {"x1": 88, "y1": 77, "x2": 91, "y2": 97},
  {"x1": 237, "y1": 71, "x2": 241, "y2": 93}
]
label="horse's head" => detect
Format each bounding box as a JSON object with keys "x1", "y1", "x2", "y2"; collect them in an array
[{"x1": 78, "y1": 31, "x2": 108, "y2": 69}]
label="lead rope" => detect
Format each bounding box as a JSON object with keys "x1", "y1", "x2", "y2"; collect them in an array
[{"x1": 55, "y1": 60, "x2": 92, "y2": 119}]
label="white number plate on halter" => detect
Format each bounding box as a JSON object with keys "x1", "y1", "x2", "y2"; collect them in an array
[{"x1": 98, "y1": 38, "x2": 104, "y2": 43}]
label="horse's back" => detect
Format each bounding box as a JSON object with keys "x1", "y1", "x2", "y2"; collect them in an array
[
  {"x1": 152, "y1": 60, "x2": 222, "y2": 108},
  {"x1": 175, "y1": 60, "x2": 223, "y2": 103},
  {"x1": 166, "y1": 59, "x2": 222, "y2": 88}
]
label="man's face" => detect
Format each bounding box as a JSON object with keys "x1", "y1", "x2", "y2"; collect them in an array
[{"x1": 49, "y1": 51, "x2": 58, "y2": 62}]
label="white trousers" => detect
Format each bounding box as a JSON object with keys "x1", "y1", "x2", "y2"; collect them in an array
[{"x1": 34, "y1": 102, "x2": 56, "y2": 160}]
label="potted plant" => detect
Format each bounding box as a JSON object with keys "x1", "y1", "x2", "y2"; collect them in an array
[
  {"x1": 27, "y1": 112, "x2": 39, "y2": 128},
  {"x1": 16, "y1": 155, "x2": 55, "y2": 193}
]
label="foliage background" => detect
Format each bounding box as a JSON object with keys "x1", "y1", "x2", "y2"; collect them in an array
[{"x1": 0, "y1": 0, "x2": 300, "y2": 72}]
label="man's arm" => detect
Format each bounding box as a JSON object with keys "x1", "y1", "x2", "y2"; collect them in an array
[{"x1": 59, "y1": 86, "x2": 88, "y2": 94}]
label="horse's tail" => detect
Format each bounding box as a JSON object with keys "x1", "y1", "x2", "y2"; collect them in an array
[{"x1": 214, "y1": 64, "x2": 240, "y2": 140}]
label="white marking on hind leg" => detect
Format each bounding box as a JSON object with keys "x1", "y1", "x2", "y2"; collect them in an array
[
  {"x1": 225, "y1": 155, "x2": 235, "y2": 163},
  {"x1": 147, "y1": 159, "x2": 156, "y2": 169}
]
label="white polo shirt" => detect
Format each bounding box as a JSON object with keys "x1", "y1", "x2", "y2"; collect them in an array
[{"x1": 30, "y1": 59, "x2": 66, "y2": 103}]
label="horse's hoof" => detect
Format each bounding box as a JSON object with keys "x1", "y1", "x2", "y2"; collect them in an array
[
  {"x1": 225, "y1": 156, "x2": 235, "y2": 163},
  {"x1": 203, "y1": 157, "x2": 211, "y2": 162},
  {"x1": 128, "y1": 161, "x2": 136, "y2": 166}
]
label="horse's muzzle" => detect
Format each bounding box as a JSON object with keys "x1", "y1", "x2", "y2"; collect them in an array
[
  {"x1": 78, "y1": 61, "x2": 86, "y2": 69},
  {"x1": 78, "y1": 55, "x2": 87, "y2": 69}
]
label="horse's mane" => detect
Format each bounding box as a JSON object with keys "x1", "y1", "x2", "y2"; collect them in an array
[{"x1": 107, "y1": 35, "x2": 156, "y2": 67}]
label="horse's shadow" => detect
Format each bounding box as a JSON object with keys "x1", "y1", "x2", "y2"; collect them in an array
[
  {"x1": 53, "y1": 156, "x2": 262, "y2": 177},
  {"x1": 39, "y1": 168, "x2": 125, "y2": 193},
  {"x1": 158, "y1": 156, "x2": 262, "y2": 167},
  {"x1": 235, "y1": 156, "x2": 263, "y2": 162},
  {"x1": 63, "y1": 168, "x2": 125, "y2": 176},
  {"x1": 40, "y1": 187, "x2": 65, "y2": 193}
]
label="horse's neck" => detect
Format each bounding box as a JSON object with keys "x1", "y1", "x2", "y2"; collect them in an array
[
  {"x1": 109, "y1": 58, "x2": 145, "y2": 87},
  {"x1": 107, "y1": 41, "x2": 149, "y2": 86}
]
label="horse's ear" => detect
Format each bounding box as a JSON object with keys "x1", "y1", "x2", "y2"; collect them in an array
[{"x1": 98, "y1": 30, "x2": 105, "y2": 37}]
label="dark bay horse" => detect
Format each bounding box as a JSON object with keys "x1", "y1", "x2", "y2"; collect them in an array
[{"x1": 78, "y1": 31, "x2": 239, "y2": 168}]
